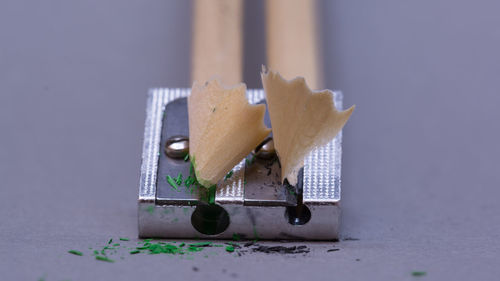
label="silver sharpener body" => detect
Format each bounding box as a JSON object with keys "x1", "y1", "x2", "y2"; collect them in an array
[{"x1": 138, "y1": 88, "x2": 345, "y2": 240}]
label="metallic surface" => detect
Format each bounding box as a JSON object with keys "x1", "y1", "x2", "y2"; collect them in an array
[
  {"x1": 243, "y1": 156, "x2": 296, "y2": 206},
  {"x1": 303, "y1": 94, "x2": 344, "y2": 203},
  {"x1": 138, "y1": 88, "x2": 345, "y2": 240}
]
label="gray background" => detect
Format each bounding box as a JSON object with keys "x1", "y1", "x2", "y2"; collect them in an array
[{"x1": 1, "y1": 0, "x2": 499, "y2": 280}]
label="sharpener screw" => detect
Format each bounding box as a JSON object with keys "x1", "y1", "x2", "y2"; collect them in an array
[
  {"x1": 165, "y1": 136, "x2": 189, "y2": 159},
  {"x1": 253, "y1": 138, "x2": 276, "y2": 159}
]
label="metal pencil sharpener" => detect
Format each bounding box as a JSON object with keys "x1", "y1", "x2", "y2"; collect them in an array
[{"x1": 138, "y1": 88, "x2": 345, "y2": 240}]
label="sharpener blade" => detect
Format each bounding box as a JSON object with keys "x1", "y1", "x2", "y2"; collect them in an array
[{"x1": 138, "y1": 88, "x2": 344, "y2": 240}]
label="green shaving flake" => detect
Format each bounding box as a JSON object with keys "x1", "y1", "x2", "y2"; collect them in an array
[
  {"x1": 189, "y1": 242, "x2": 212, "y2": 247},
  {"x1": 224, "y1": 170, "x2": 233, "y2": 180},
  {"x1": 95, "y1": 256, "x2": 114, "y2": 263},
  {"x1": 184, "y1": 154, "x2": 189, "y2": 161},
  {"x1": 245, "y1": 155, "x2": 255, "y2": 166},
  {"x1": 412, "y1": 272, "x2": 426, "y2": 277},
  {"x1": 189, "y1": 161, "x2": 194, "y2": 175},
  {"x1": 185, "y1": 176, "x2": 195, "y2": 188},
  {"x1": 225, "y1": 245, "x2": 235, "y2": 253},
  {"x1": 113, "y1": 243, "x2": 120, "y2": 247},
  {"x1": 188, "y1": 246, "x2": 203, "y2": 252},
  {"x1": 175, "y1": 172, "x2": 183, "y2": 185},
  {"x1": 166, "y1": 175, "x2": 179, "y2": 190},
  {"x1": 179, "y1": 243, "x2": 185, "y2": 247},
  {"x1": 208, "y1": 185, "x2": 216, "y2": 205},
  {"x1": 119, "y1": 238, "x2": 129, "y2": 241},
  {"x1": 152, "y1": 243, "x2": 184, "y2": 254},
  {"x1": 146, "y1": 205, "x2": 154, "y2": 214},
  {"x1": 68, "y1": 250, "x2": 83, "y2": 256},
  {"x1": 107, "y1": 238, "x2": 113, "y2": 245}
]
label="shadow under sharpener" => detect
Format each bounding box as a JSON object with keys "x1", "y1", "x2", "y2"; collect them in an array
[{"x1": 138, "y1": 88, "x2": 345, "y2": 240}]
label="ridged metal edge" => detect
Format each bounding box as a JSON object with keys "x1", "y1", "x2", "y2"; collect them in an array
[
  {"x1": 303, "y1": 91, "x2": 343, "y2": 203},
  {"x1": 139, "y1": 89, "x2": 190, "y2": 203}
]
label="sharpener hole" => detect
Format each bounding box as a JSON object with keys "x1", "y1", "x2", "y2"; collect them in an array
[
  {"x1": 285, "y1": 204, "x2": 311, "y2": 225},
  {"x1": 191, "y1": 204, "x2": 230, "y2": 235}
]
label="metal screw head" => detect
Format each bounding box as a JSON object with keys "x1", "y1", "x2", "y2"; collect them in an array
[
  {"x1": 165, "y1": 136, "x2": 189, "y2": 159},
  {"x1": 254, "y1": 138, "x2": 276, "y2": 159}
]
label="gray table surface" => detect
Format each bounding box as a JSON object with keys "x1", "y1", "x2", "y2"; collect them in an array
[{"x1": 1, "y1": 1, "x2": 499, "y2": 280}]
